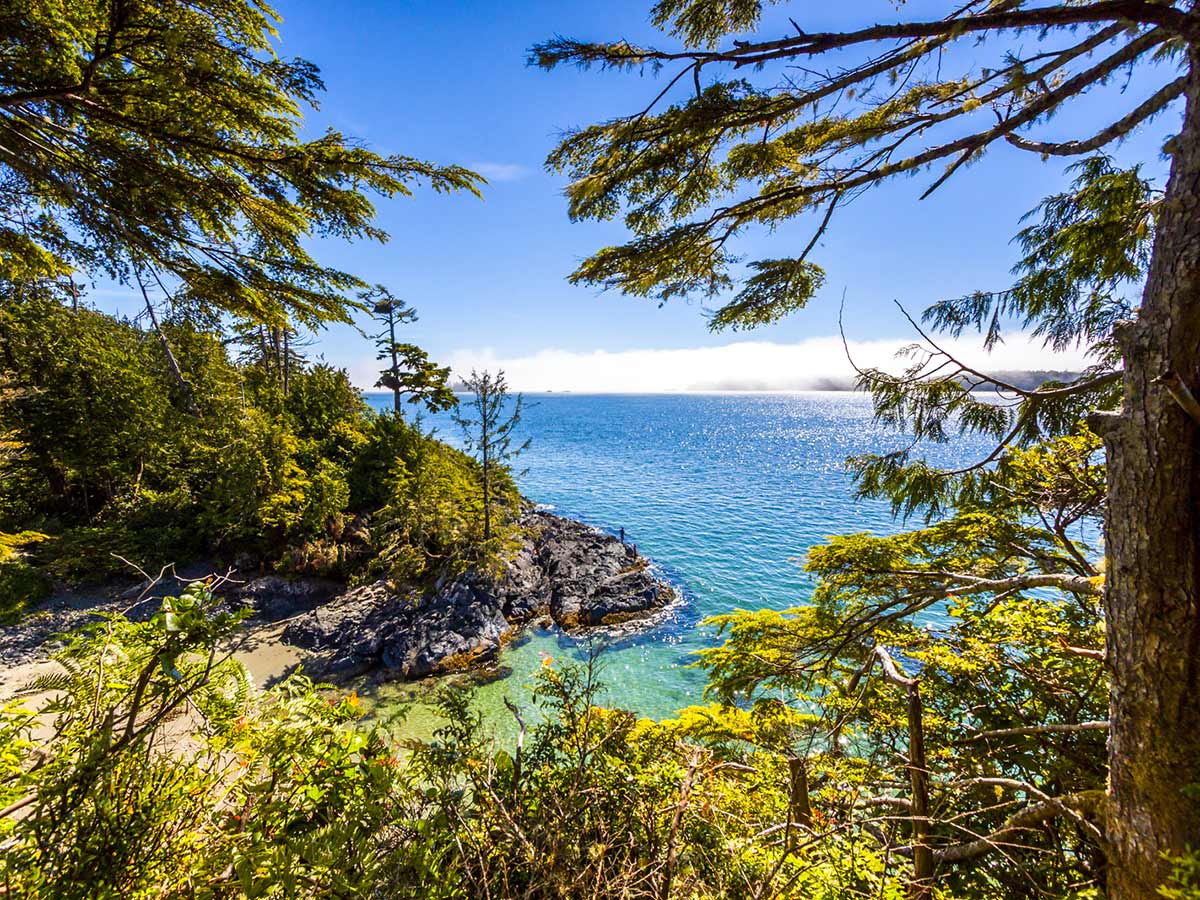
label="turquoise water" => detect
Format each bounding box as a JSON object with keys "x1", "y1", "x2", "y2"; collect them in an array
[{"x1": 362, "y1": 392, "x2": 992, "y2": 726}]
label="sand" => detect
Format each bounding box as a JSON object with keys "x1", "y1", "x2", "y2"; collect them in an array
[{"x1": 0, "y1": 618, "x2": 310, "y2": 704}]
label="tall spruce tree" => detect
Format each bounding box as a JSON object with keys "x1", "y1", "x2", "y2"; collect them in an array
[{"x1": 535, "y1": 4, "x2": 1200, "y2": 894}]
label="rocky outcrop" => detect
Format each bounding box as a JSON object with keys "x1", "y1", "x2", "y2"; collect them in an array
[
  {"x1": 0, "y1": 512, "x2": 677, "y2": 680},
  {"x1": 236, "y1": 575, "x2": 342, "y2": 622},
  {"x1": 279, "y1": 510, "x2": 675, "y2": 681}
]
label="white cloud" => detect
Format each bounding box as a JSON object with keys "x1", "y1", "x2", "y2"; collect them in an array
[
  {"x1": 470, "y1": 161, "x2": 530, "y2": 182},
  {"x1": 436, "y1": 334, "x2": 1095, "y2": 394}
]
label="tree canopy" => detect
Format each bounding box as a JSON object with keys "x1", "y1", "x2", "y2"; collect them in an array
[
  {"x1": 532, "y1": 0, "x2": 1185, "y2": 332},
  {"x1": 0, "y1": 0, "x2": 482, "y2": 326}
]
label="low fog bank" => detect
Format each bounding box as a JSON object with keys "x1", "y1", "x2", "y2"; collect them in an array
[{"x1": 412, "y1": 336, "x2": 1092, "y2": 394}]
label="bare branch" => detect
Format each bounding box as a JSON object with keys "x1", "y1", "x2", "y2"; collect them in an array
[
  {"x1": 1008, "y1": 75, "x2": 1186, "y2": 156},
  {"x1": 874, "y1": 645, "x2": 917, "y2": 688},
  {"x1": 956, "y1": 721, "x2": 1108, "y2": 743},
  {"x1": 1154, "y1": 370, "x2": 1200, "y2": 424},
  {"x1": 928, "y1": 571, "x2": 1103, "y2": 598},
  {"x1": 932, "y1": 790, "x2": 1106, "y2": 863}
]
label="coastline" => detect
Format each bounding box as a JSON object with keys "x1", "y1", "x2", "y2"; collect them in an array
[{"x1": 0, "y1": 509, "x2": 678, "y2": 703}]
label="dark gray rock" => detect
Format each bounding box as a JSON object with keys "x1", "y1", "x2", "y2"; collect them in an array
[
  {"x1": 282, "y1": 576, "x2": 511, "y2": 680},
  {"x1": 523, "y1": 511, "x2": 672, "y2": 628},
  {"x1": 283, "y1": 510, "x2": 676, "y2": 682},
  {"x1": 0, "y1": 512, "x2": 676, "y2": 681},
  {"x1": 235, "y1": 576, "x2": 342, "y2": 622}
]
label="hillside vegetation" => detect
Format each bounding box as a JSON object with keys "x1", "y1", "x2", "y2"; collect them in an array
[{"x1": 0, "y1": 288, "x2": 515, "y2": 616}]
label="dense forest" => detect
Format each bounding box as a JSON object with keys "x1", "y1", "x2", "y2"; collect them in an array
[
  {"x1": 1, "y1": 1, "x2": 1198, "y2": 899},
  {"x1": 0, "y1": 285, "x2": 514, "y2": 603}
]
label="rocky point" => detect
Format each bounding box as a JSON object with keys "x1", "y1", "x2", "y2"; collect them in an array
[{"x1": 270, "y1": 509, "x2": 675, "y2": 680}]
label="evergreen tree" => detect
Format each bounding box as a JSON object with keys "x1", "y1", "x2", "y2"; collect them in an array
[
  {"x1": 365, "y1": 285, "x2": 456, "y2": 415},
  {"x1": 385, "y1": 343, "x2": 457, "y2": 415},
  {"x1": 535, "y1": 4, "x2": 1200, "y2": 893},
  {"x1": 452, "y1": 370, "x2": 528, "y2": 545},
  {"x1": 0, "y1": 0, "x2": 482, "y2": 327}
]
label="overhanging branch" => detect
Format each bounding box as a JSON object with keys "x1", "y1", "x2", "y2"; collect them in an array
[
  {"x1": 704, "y1": 28, "x2": 1170, "y2": 238},
  {"x1": 1008, "y1": 75, "x2": 1187, "y2": 156},
  {"x1": 548, "y1": 2, "x2": 1190, "y2": 71}
]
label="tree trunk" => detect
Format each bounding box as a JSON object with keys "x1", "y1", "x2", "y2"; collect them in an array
[
  {"x1": 482, "y1": 389, "x2": 492, "y2": 543},
  {"x1": 388, "y1": 310, "x2": 401, "y2": 414},
  {"x1": 1100, "y1": 49, "x2": 1200, "y2": 899},
  {"x1": 482, "y1": 454, "x2": 492, "y2": 543},
  {"x1": 259, "y1": 326, "x2": 271, "y2": 377},
  {"x1": 787, "y1": 756, "x2": 813, "y2": 834},
  {"x1": 134, "y1": 272, "x2": 199, "y2": 418},
  {"x1": 282, "y1": 328, "x2": 290, "y2": 397},
  {"x1": 875, "y1": 647, "x2": 932, "y2": 897}
]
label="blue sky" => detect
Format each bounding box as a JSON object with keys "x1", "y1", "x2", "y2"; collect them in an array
[{"x1": 94, "y1": 1, "x2": 1180, "y2": 390}]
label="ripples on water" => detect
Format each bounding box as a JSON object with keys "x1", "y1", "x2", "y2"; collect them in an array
[{"x1": 361, "y1": 392, "x2": 994, "y2": 733}]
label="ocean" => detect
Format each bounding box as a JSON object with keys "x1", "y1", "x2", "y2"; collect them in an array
[{"x1": 361, "y1": 392, "x2": 995, "y2": 731}]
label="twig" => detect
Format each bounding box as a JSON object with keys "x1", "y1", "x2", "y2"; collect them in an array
[{"x1": 1155, "y1": 370, "x2": 1200, "y2": 425}]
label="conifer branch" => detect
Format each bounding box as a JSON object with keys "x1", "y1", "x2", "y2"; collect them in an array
[
  {"x1": 535, "y1": 3, "x2": 1189, "y2": 71},
  {"x1": 1007, "y1": 75, "x2": 1187, "y2": 156},
  {"x1": 718, "y1": 28, "x2": 1169, "y2": 229}
]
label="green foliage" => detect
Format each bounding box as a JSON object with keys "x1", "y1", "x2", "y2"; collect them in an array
[
  {"x1": 534, "y1": 0, "x2": 1180, "y2": 335},
  {"x1": 372, "y1": 432, "x2": 486, "y2": 582},
  {"x1": 686, "y1": 425, "x2": 1110, "y2": 895},
  {"x1": 1161, "y1": 849, "x2": 1200, "y2": 900},
  {"x1": 0, "y1": 585, "x2": 1106, "y2": 899},
  {"x1": 0, "y1": 289, "x2": 493, "y2": 587},
  {"x1": 925, "y1": 156, "x2": 1155, "y2": 364},
  {"x1": 0, "y1": 530, "x2": 50, "y2": 622},
  {"x1": 385, "y1": 343, "x2": 458, "y2": 412},
  {"x1": 453, "y1": 369, "x2": 528, "y2": 556},
  {"x1": 650, "y1": 0, "x2": 784, "y2": 47},
  {"x1": 404, "y1": 657, "x2": 917, "y2": 899},
  {"x1": 0, "y1": 0, "x2": 482, "y2": 326},
  {"x1": 708, "y1": 258, "x2": 825, "y2": 331},
  {"x1": 1, "y1": 605, "x2": 925, "y2": 899},
  {"x1": 0, "y1": 290, "x2": 183, "y2": 526},
  {"x1": 845, "y1": 158, "x2": 1133, "y2": 520},
  {"x1": 0, "y1": 560, "x2": 51, "y2": 623},
  {"x1": 694, "y1": 579, "x2": 1106, "y2": 894},
  {"x1": 0, "y1": 585, "x2": 418, "y2": 898}
]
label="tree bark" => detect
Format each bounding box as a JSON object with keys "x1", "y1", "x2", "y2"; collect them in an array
[
  {"x1": 482, "y1": 397, "x2": 492, "y2": 543},
  {"x1": 875, "y1": 647, "x2": 932, "y2": 898},
  {"x1": 1100, "y1": 47, "x2": 1200, "y2": 899},
  {"x1": 787, "y1": 755, "x2": 813, "y2": 843}
]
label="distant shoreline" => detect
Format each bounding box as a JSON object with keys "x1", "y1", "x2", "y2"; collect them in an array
[{"x1": 367, "y1": 370, "x2": 1082, "y2": 397}]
